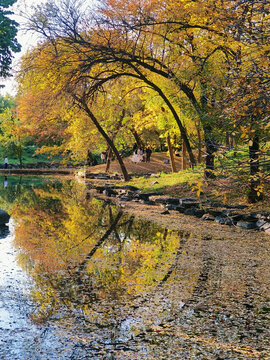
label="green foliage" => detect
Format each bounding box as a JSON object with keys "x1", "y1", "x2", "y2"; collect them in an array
[
  {"x1": 0, "y1": 0, "x2": 21, "y2": 77},
  {"x1": 0, "y1": 144, "x2": 63, "y2": 165}
]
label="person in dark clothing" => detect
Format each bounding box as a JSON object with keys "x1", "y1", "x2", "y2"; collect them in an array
[{"x1": 145, "y1": 147, "x2": 152, "y2": 162}]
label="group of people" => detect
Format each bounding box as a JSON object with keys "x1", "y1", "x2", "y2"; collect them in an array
[
  {"x1": 131, "y1": 145, "x2": 152, "y2": 163},
  {"x1": 86, "y1": 145, "x2": 153, "y2": 166}
]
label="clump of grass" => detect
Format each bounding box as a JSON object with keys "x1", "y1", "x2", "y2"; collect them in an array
[{"x1": 126, "y1": 166, "x2": 203, "y2": 193}]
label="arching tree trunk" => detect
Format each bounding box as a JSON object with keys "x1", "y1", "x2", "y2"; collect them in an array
[
  {"x1": 130, "y1": 66, "x2": 196, "y2": 167},
  {"x1": 182, "y1": 137, "x2": 187, "y2": 170},
  {"x1": 75, "y1": 97, "x2": 129, "y2": 181}
]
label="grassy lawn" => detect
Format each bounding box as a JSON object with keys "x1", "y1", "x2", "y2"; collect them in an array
[{"x1": 0, "y1": 145, "x2": 63, "y2": 166}]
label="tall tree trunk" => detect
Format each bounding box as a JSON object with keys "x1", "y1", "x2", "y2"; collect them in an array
[
  {"x1": 86, "y1": 149, "x2": 94, "y2": 166},
  {"x1": 248, "y1": 134, "x2": 262, "y2": 203},
  {"x1": 204, "y1": 125, "x2": 217, "y2": 179},
  {"x1": 182, "y1": 137, "x2": 187, "y2": 170},
  {"x1": 167, "y1": 134, "x2": 177, "y2": 173},
  {"x1": 196, "y1": 123, "x2": 203, "y2": 163}
]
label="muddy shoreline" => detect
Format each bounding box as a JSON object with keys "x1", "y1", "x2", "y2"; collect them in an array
[{"x1": 95, "y1": 192, "x2": 270, "y2": 242}]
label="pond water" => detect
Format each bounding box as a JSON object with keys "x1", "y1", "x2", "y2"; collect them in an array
[{"x1": 0, "y1": 176, "x2": 269, "y2": 359}]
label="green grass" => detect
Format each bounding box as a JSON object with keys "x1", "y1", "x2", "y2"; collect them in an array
[
  {"x1": 126, "y1": 166, "x2": 203, "y2": 193},
  {"x1": 0, "y1": 145, "x2": 63, "y2": 165}
]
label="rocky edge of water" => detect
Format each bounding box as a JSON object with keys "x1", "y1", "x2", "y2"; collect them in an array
[{"x1": 89, "y1": 183, "x2": 270, "y2": 234}]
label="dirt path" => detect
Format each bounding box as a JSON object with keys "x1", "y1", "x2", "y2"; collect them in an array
[{"x1": 90, "y1": 152, "x2": 183, "y2": 175}]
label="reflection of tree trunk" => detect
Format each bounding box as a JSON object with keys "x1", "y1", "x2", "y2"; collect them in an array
[
  {"x1": 97, "y1": 201, "x2": 109, "y2": 227},
  {"x1": 114, "y1": 215, "x2": 135, "y2": 245},
  {"x1": 157, "y1": 231, "x2": 188, "y2": 287},
  {"x1": 167, "y1": 134, "x2": 177, "y2": 173},
  {"x1": 185, "y1": 238, "x2": 214, "y2": 308},
  {"x1": 160, "y1": 228, "x2": 168, "y2": 251},
  {"x1": 16, "y1": 176, "x2": 22, "y2": 196},
  {"x1": 76, "y1": 210, "x2": 123, "y2": 274}
]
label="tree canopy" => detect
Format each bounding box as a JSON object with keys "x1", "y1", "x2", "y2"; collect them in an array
[{"x1": 12, "y1": 0, "x2": 270, "y2": 199}]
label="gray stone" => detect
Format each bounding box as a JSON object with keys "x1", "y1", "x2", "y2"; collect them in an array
[
  {"x1": 202, "y1": 214, "x2": 215, "y2": 221},
  {"x1": 155, "y1": 198, "x2": 179, "y2": 205},
  {"x1": 223, "y1": 218, "x2": 235, "y2": 226},
  {"x1": 120, "y1": 185, "x2": 140, "y2": 191},
  {"x1": 95, "y1": 186, "x2": 106, "y2": 193},
  {"x1": 180, "y1": 198, "x2": 199, "y2": 208},
  {"x1": 0, "y1": 210, "x2": 10, "y2": 224},
  {"x1": 236, "y1": 221, "x2": 258, "y2": 230},
  {"x1": 256, "y1": 220, "x2": 270, "y2": 233},
  {"x1": 241, "y1": 214, "x2": 258, "y2": 222},
  {"x1": 143, "y1": 200, "x2": 156, "y2": 205},
  {"x1": 120, "y1": 196, "x2": 130, "y2": 202},
  {"x1": 194, "y1": 209, "x2": 205, "y2": 218},
  {"x1": 136, "y1": 193, "x2": 150, "y2": 201},
  {"x1": 103, "y1": 188, "x2": 117, "y2": 197},
  {"x1": 184, "y1": 207, "x2": 197, "y2": 216},
  {"x1": 166, "y1": 205, "x2": 185, "y2": 213},
  {"x1": 204, "y1": 209, "x2": 223, "y2": 217},
  {"x1": 215, "y1": 216, "x2": 227, "y2": 225}
]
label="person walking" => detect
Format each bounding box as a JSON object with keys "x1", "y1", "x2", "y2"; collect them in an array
[
  {"x1": 4, "y1": 157, "x2": 8, "y2": 169},
  {"x1": 146, "y1": 147, "x2": 152, "y2": 162}
]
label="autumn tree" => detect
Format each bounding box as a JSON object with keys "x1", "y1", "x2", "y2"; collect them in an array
[
  {"x1": 23, "y1": 0, "x2": 269, "y2": 185},
  {"x1": 219, "y1": 0, "x2": 270, "y2": 202},
  {"x1": 0, "y1": 94, "x2": 27, "y2": 166},
  {"x1": 17, "y1": 40, "x2": 132, "y2": 179},
  {"x1": 23, "y1": 0, "x2": 197, "y2": 167}
]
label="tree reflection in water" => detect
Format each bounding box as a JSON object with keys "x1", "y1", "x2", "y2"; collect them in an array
[{"x1": 0, "y1": 177, "x2": 269, "y2": 359}]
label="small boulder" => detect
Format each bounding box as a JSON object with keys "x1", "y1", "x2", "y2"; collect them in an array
[
  {"x1": 202, "y1": 214, "x2": 215, "y2": 221},
  {"x1": 0, "y1": 210, "x2": 10, "y2": 225},
  {"x1": 256, "y1": 220, "x2": 270, "y2": 233},
  {"x1": 236, "y1": 221, "x2": 258, "y2": 230}
]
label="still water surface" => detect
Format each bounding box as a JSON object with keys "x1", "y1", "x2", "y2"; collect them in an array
[{"x1": 0, "y1": 176, "x2": 269, "y2": 359}]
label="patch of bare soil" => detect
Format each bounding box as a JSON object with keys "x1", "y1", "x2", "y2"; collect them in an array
[{"x1": 89, "y1": 152, "x2": 183, "y2": 175}]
